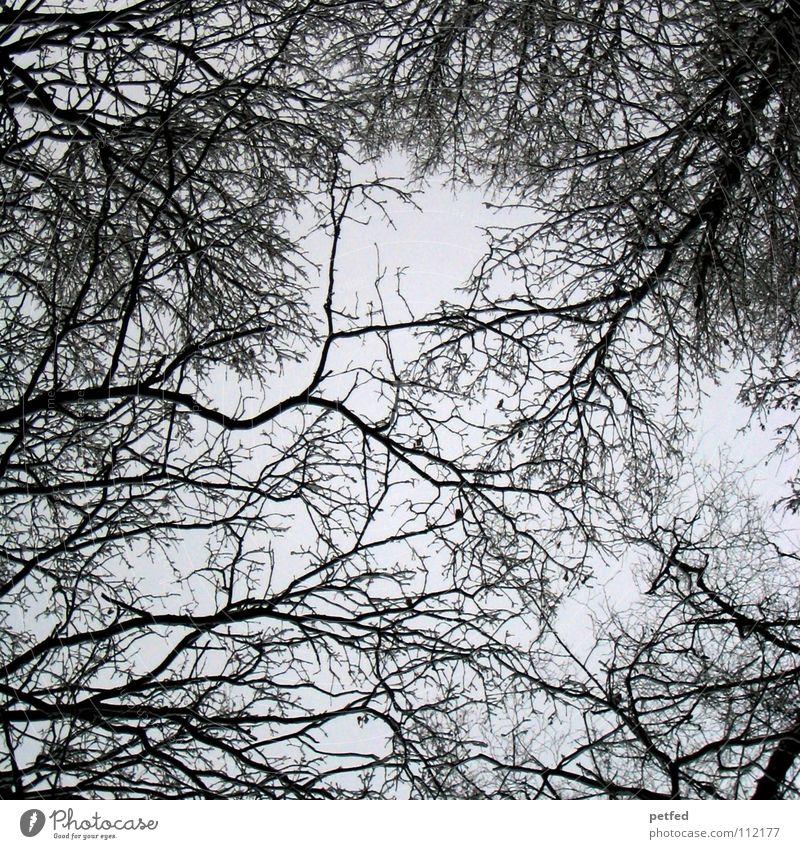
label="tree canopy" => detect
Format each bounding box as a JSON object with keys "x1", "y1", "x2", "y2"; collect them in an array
[{"x1": 1, "y1": 0, "x2": 799, "y2": 799}]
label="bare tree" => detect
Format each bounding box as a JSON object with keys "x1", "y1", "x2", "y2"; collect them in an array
[
  {"x1": 2, "y1": 0, "x2": 799, "y2": 800},
  {"x1": 355, "y1": 0, "x2": 800, "y2": 799},
  {"x1": 0, "y1": 0, "x2": 574, "y2": 798},
  {"x1": 439, "y1": 474, "x2": 800, "y2": 800},
  {"x1": 364, "y1": 0, "x2": 800, "y2": 494}
]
